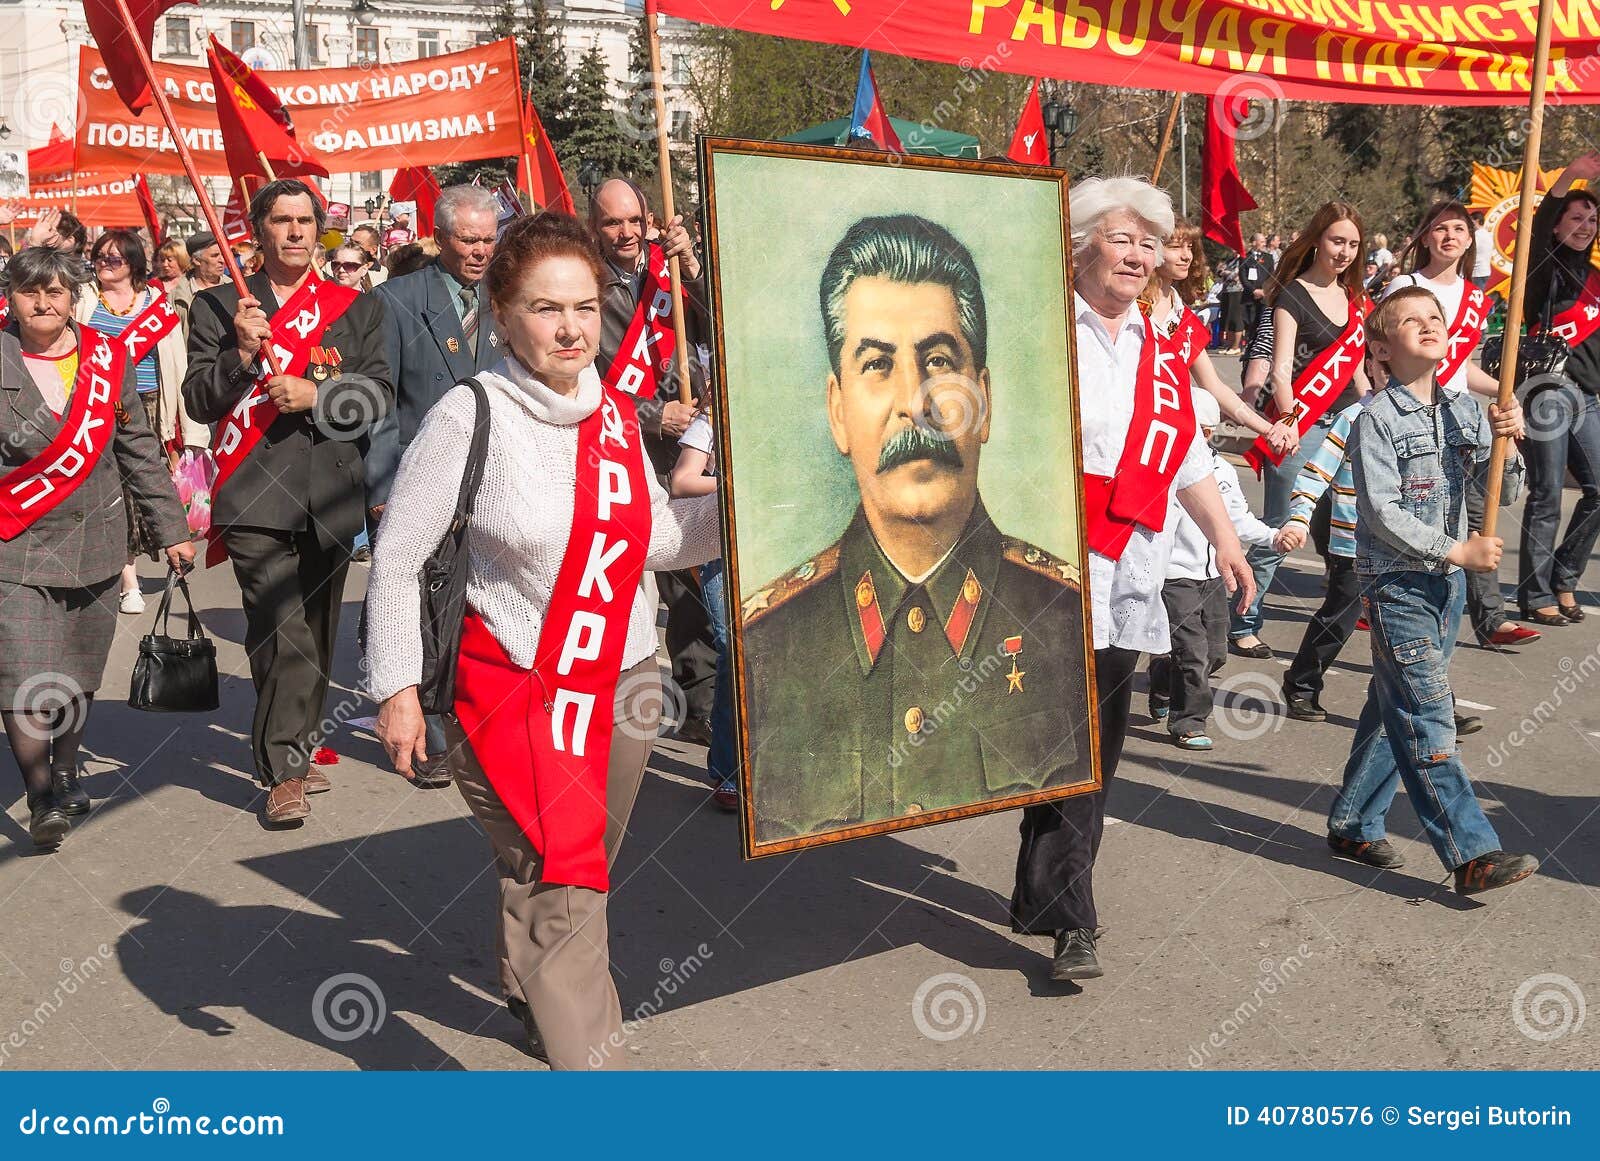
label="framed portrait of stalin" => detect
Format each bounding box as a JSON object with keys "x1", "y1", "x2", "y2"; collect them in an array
[{"x1": 699, "y1": 138, "x2": 1099, "y2": 858}]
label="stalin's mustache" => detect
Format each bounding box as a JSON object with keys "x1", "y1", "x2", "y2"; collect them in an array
[{"x1": 876, "y1": 423, "x2": 964, "y2": 475}]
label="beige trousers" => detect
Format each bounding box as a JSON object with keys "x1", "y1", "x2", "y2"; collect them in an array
[{"x1": 444, "y1": 658, "x2": 659, "y2": 1070}]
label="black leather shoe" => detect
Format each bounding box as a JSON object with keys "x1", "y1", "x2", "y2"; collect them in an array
[
  {"x1": 50, "y1": 763, "x2": 91, "y2": 816},
  {"x1": 1520, "y1": 607, "x2": 1569, "y2": 627},
  {"x1": 1051, "y1": 928, "x2": 1104, "y2": 981},
  {"x1": 27, "y1": 794, "x2": 70, "y2": 848},
  {"x1": 1454, "y1": 713, "x2": 1483, "y2": 736},
  {"x1": 1327, "y1": 832, "x2": 1406, "y2": 869},
  {"x1": 1229, "y1": 638, "x2": 1273, "y2": 659},
  {"x1": 1557, "y1": 597, "x2": 1586, "y2": 623},
  {"x1": 506, "y1": 996, "x2": 549, "y2": 1062},
  {"x1": 409, "y1": 754, "x2": 453, "y2": 789},
  {"x1": 1283, "y1": 693, "x2": 1327, "y2": 722}
]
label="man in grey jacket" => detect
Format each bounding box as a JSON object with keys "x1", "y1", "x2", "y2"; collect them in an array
[{"x1": 365, "y1": 183, "x2": 502, "y2": 785}]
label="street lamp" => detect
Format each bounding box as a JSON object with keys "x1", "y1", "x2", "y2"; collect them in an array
[
  {"x1": 353, "y1": 0, "x2": 376, "y2": 27},
  {"x1": 0, "y1": 119, "x2": 10, "y2": 141},
  {"x1": 1040, "y1": 92, "x2": 1079, "y2": 168},
  {"x1": 578, "y1": 160, "x2": 602, "y2": 204}
]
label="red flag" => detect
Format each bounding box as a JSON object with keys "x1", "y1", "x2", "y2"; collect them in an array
[
  {"x1": 81, "y1": 0, "x2": 185, "y2": 114},
  {"x1": 28, "y1": 125, "x2": 76, "y2": 185},
  {"x1": 388, "y1": 167, "x2": 441, "y2": 235},
  {"x1": 206, "y1": 36, "x2": 328, "y2": 188},
  {"x1": 134, "y1": 173, "x2": 161, "y2": 240},
  {"x1": 1201, "y1": 94, "x2": 1258, "y2": 256},
  {"x1": 1006, "y1": 80, "x2": 1048, "y2": 166},
  {"x1": 519, "y1": 99, "x2": 575, "y2": 215}
]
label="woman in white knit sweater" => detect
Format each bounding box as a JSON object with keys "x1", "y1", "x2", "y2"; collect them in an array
[{"x1": 366, "y1": 213, "x2": 719, "y2": 1069}]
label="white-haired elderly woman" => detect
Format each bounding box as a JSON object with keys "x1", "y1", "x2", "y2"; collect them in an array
[
  {"x1": 0, "y1": 247, "x2": 193, "y2": 849},
  {"x1": 1010, "y1": 177, "x2": 1256, "y2": 983}
]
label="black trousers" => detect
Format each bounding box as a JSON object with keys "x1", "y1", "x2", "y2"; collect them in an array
[
  {"x1": 657, "y1": 568, "x2": 718, "y2": 722},
  {"x1": 1010, "y1": 646, "x2": 1141, "y2": 935},
  {"x1": 1284, "y1": 553, "x2": 1363, "y2": 699},
  {"x1": 1149, "y1": 578, "x2": 1229, "y2": 735},
  {"x1": 224, "y1": 526, "x2": 351, "y2": 787}
]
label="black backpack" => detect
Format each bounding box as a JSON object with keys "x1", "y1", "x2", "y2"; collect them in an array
[{"x1": 417, "y1": 376, "x2": 491, "y2": 715}]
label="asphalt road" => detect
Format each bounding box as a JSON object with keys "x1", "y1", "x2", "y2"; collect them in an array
[{"x1": 1, "y1": 358, "x2": 1596, "y2": 1071}]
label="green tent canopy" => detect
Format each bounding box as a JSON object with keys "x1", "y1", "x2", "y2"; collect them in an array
[{"x1": 781, "y1": 117, "x2": 980, "y2": 159}]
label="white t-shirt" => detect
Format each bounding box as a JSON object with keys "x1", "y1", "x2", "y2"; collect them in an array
[
  {"x1": 1074, "y1": 293, "x2": 1212, "y2": 654},
  {"x1": 1381, "y1": 270, "x2": 1470, "y2": 395},
  {"x1": 678, "y1": 414, "x2": 716, "y2": 476},
  {"x1": 1371, "y1": 246, "x2": 1395, "y2": 269},
  {"x1": 1473, "y1": 226, "x2": 1494, "y2": 278}
]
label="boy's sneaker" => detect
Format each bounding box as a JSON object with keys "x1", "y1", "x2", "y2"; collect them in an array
[
  {"x1": 1454, "y1": 850, "x2": 1540, "y2": 896},
  {"x1": 1172, "y1": 732, "x2": 1213, "y2": 751},
  {"x1": 711, "y1": 778, "x2": 739, "y2": 812},
  {"x1": 1454, "y1": 713, "x2": 1484, "y2": 736},
  {"x1": 1148, "y1": 697, "x2": 1170, "y2": 721},
  {"x1": 1327, "y1": 833, "x2": 1406, "y2": 869}
]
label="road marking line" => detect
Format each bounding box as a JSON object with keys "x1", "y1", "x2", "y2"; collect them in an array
[{"x1": 1455, "y1": 698, "x2": 1495, "y2": 711}]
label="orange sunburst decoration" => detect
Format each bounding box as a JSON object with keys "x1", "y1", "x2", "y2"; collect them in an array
[{"x1": 1469, "y1": 162, "x2": 1598, "y2": 299}]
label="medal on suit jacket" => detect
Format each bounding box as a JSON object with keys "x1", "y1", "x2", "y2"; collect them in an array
[
  {"x1": 601, "y1": 242, "x2": 676, "y2": 400},
  {"x1": 452, "y1": 387, "x2": 654, "y2": 892},
  {"x1": 207, "y1": 276, "x2": 360, "y2": 567},
  {"x1": 0, "y1": 326, "x2": 123, "y2": 540},
  {"x1": 117, "y1": 284, "x2": 181, "y2": 368}
]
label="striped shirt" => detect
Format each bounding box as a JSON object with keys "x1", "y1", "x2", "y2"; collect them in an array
[
  {"x1": 89, "y1": 288, "x2": 159, "y2": 395},
  {"x1": 1285, "y1": 401, "x2": 1363, "y2": 558}
]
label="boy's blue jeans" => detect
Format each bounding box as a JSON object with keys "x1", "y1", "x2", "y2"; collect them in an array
[
  {"x1": 1328, "y1": 570, "x2": 1502, "y2": 870},
  {"x1": 698, "y1": 559, "x2": 736, "y2": 786}
]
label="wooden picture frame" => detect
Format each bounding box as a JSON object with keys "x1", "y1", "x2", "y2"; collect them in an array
[{"x1": 698, "y1": 137, "x2": 1100, "y2": 859}]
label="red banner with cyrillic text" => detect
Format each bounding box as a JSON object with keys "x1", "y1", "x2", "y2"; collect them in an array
[
  {"x1": 657, "y1": 0, "x2": 1600, "y2": 106},
  {"x1": 75, "y1": 39, "x2": 525, "y2": 177}
]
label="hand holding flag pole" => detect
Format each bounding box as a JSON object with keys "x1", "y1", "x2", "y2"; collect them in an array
[
  {"x1": 644, "y1": 0, "x2": 695, "y2": 406},
  {"x1": 87, "y1": 0, "x2": 283, "y2": 375}
]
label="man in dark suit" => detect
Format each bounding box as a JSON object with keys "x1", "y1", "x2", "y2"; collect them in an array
[
  {"x1": 589, "y1": 177, "x2": 719, "y2": 740},
  {"x1": 184, "y1": 179, "x2": 392, "y2": 825},
  {"x1": 366, "y1": 183, "x2": 502, "y2": 785}
]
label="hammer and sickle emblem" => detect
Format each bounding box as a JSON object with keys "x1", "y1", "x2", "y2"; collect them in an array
[{"x1": 599, "y1": 399, "x2": 628, "y2": 449}]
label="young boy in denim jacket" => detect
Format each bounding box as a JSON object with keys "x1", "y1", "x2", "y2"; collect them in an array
[{"x1": 1332, "y1": 286, "x2": 1539, "y2": 895}]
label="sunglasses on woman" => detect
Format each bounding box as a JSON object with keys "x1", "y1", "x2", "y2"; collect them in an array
[
  {"x1": 330, "y1": 261, "x2": 366, "y2": 274},
  {"x1": 93, "y1": 255, "x2": 128, "y2": 269}
]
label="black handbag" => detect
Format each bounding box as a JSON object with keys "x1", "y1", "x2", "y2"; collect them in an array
[
  {"x1": 128, "y1": 569, "x2": 220, "y2": 713},
  {"x1": 417, "y1": 376, "x2": 491, "y2": 716},
  {"x1": 1481, "y1": 267, "x2": 1571, "y2": 388}
]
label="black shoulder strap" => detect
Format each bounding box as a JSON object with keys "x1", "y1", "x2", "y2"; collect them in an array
[{"x1": 452, "y1": 377, "x2": 491, "y2": 529}]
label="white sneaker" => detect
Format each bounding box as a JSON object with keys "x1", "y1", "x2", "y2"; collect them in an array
[{"x1": 119, "y1": 588, "x2": 146, "y2": 614}]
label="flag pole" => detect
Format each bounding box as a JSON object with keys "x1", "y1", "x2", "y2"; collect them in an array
[
  {"x1": 1151, "y1": 92, "x2": 1183, "y2": 183},
  {"x1": 106, "y1": 0, "x2": 281, "y2": 374},
  {"x1": 1482, "y1": 0, "x2": 1556, "y2": 537},
  {"x1": 256, "y1": 153, "x2": 279, "y2": 182},
  {"x1": 644, "y1": 0, "x2": 694, "y2": 406}
]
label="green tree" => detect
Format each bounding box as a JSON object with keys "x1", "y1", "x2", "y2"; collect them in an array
[{"x1": 565, "y1": 44, "x2": 634, "y2": 187}]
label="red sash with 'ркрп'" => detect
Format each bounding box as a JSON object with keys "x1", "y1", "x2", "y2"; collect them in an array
[
  {"x1": 1539, "y1": 267, "x2": 1600, "y2": 350},
  {"x1": 206, "y1": 276, "x2": 360, "y2": 566},
  {"x1": 1167, "y1": 306, "x2": 1211, "y2": 369},
  {"x1": 453, "y1": 387, "x2": 654, "y2": 891},
  {"x1": 602, "y1": 243, "x2": 676, "y2": 401},
  {"x1": 1437, "y1": 282, "x2": 1488, "y2": 386},
  {"x1": 0, "y1": 327, "x2": 122, "y2": 540},
  {"x1": 1084, "y1": 314, "x2": 1196, "y2": 561},
  {"x1": 119, "y1": 284, "x2": 182, "y2": 369},
  {"x1": 1245, "y1": 295, "x2": 1370, "y2": 476}
]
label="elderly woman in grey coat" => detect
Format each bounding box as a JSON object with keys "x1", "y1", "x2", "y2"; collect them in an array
[{"x1": 0, "y1": 247, "x2": 193, "y2": 849}]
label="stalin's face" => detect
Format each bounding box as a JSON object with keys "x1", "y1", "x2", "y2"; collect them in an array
[{"x1": 826, "y1": 276, "x2": 991, "y2": 536}]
